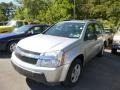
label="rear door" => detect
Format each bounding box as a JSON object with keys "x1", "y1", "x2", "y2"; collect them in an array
[{"x1": 94, "y1": 23, "x2": 104, "y2": 52}]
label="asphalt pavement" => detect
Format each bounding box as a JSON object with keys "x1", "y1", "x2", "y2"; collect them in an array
[{"x1": 0, "y1": 49, "x2": 120, "y2": 90}]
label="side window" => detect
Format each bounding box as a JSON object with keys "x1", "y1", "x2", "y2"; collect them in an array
[
  {"x1": 32, "y1": 26, "x2": 42, "y2": 34},
  {"x1": 94, "y1": 24, "x2": 102, "y2": 35},
  {"x1": 17, "y1": 21, "x2": 23, "y2": 27},
  {"x1": 42, "y1": 25, "x2": 49, "y2": 30},
  {"x1": 24, "y1": 22, "x2": 28, "y2": 25},
  {"x1": 84, "y1": 24, "x2": 95, "y2": 40},
  {"x1": 40, "y1": 25, "x2": 49, "y2": 33}
]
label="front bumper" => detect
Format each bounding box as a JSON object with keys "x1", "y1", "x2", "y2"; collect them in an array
[
  {"x1": 11, "y1": 52, "x2": 70, "y2": 83},
  {"x1": 11, "y1": 62, "x2": 47, "y2": 83}
]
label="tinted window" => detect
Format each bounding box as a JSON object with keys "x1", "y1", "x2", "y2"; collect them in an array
[
  {"x1": 44, "y1": 22, "x2": 85, "y2": 38},
  {"x1": 42, "y1": 25, "x2": 49, "y2": 31},
  {"x1": 30, "y1": 26, "x2": 43, "y2": 34},
  {"x1": 24, "y1": 22, "x2": 28, "y2": 25},
  {"x1": 87, "y1": 24, "x2": 94, "y2": 34},
  {"x1": 94, "y1": 24, "x2": 102, "y2": 35},
  {"x1": 17, "y1": 21, "x2": 23, "y2": 27},
  {"x1": 84, "y1": 24, "x2": 95, "y2": 40},
  {"x1": 33, "y1": 26, "x2": 42, "y2": 33},
  {"x1": 13, "y1": 25, "x2": 31, "y2": 33}
]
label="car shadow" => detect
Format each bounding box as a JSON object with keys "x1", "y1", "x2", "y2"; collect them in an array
[
  {"x1": 26, "y1": 78, "x2": 68, "y2": 90},
  {"x1": 114, "y1": 52, "x2": 120, "y2": 56},
  {"x1": 0, "y1": 51, "x2": 11, "y2": 58},
  {"x1": 26, "y1": 51, "x2": 120, "y2": 90}
]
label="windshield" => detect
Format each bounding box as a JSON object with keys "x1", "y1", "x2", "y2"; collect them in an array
[
  {"x1": 7, "y1": 20, "x2": 24, "y2": 27},
  {"x1": 13, "y1": 25, "x2": 31, "y2": 33},
  {"x1": 7, "y1": 20, "x2": 16, "y2": 26},
  {"x1": 44, "y1": 22, "x2": 85, "y2": 38}
]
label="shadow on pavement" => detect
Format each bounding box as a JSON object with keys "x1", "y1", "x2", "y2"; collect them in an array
[
  {"x1": 26, "y1": 78, "x2": 68, "y2": 90},
  {"x1": 0, "y1": 51, "x2": 11, "y2": 58},
  {"x1": 26, "y1": 51, "x2": 120, "y2": 90}
]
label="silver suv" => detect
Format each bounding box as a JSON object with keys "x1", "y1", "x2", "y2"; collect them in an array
[{"x1": 11, "y1": 20, "x2": 104, "y2": 87}]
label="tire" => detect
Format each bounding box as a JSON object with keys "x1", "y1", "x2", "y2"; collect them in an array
[
  {"x1": 63, "y1": 59, "x2": 82, "y2": 87},
  {"x1": 104, "y1": 41, "x2": 108, "y2": 47},
  {"x1": 97, "y1": 46, "x2": 104, "y2": 57},
  {"x1": 7, "y1": 42, "x2": 17, "y2": 53},
  {"x1": 111, "y1": 48, "x2": 117, "y2": 54}
]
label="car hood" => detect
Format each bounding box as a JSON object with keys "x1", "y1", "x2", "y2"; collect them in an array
[
  {"x1": 0, "y1": 25, "x2": 12, "y2": 28},
  {"x1": 0, "y1": 26, "x2": 14, "y2": 33},
  {"x1": 0, "y1": 32, "x2": 23, "y2": 39},
  {"x1": 113, "y1": 32, "x2": 120, "y2": 40},
  {"x1": 17, "y1": 34, "x2": 78, "y2": 53}
]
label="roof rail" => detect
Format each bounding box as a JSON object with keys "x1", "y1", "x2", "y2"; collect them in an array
[
  {"x1": 87, "y1": 19, "x2": 97, "y2": 21},
  {"x1": 63, "y1": 19, "x2": 76, "y2": 21}
]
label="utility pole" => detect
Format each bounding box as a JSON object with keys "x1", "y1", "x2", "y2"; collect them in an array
[{"x1": 73, "y1": 0, "x2": 76, "y2": 19}]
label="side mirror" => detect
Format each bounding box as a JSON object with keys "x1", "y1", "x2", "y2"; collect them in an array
[{"x1": 85, "y1": 33, "x2": 97, "y2": 40}]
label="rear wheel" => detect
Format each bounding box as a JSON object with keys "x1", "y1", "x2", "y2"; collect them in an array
[
  {"x1": 104, "y1": 40, "x2": 109, "y2": 47},
  {"x1": 63, "y1": 59, "x2": 82, "y2": 87},
  {"x1": 97, "y1": 46, "x2": 104, "y2": 57},
  {"x1": 7, "y1": 42, "x2": 17, "y2": 53}
]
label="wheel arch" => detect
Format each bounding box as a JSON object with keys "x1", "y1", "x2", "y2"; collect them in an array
[
  {"x1": 6, "y1": 40, "x2": 19, "y2": 50},
  {"x1": 60, "y1": 54, "x2": 84, "y2": 81},
  {"x1": 61, "y1": 54, "x2": 84, "y2": 85},
  {"x1": 71, "y1": 54, "x2": 84, "y2": 66}
]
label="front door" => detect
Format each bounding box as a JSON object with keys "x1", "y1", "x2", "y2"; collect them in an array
[{"x1": 84, "y1": 23, "x2": 98, "y2": 61}]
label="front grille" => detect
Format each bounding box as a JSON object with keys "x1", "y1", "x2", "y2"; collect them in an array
[
  {"x1": 17, "y1": 47, "x2": 40, "y2": 55},
  {"x1": 15, "y1": 47, "x2": 40, "y2": 65},
  {"x1": 15, "y1": 52, "x2": 38, "y2": 64}
]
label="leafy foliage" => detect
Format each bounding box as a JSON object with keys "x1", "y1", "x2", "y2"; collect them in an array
[
  {"x1": 0, "y1": 2, "x2": 15, "y2": 21},
  {"x1": 37, "y1": 0, "x2": 73, "y2": 24},
  {"x1": 0, "y1": 0, "x2": 120, "y2": 30}
]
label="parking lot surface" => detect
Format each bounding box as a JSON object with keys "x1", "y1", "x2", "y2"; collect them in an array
[{"x1": 0, "y1": 49, "x2": 120, "y2": 90}]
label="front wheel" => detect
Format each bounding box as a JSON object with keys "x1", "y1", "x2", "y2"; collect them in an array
[
  {"x1": 63, "y1": 59, "x2": 82, "y2": 87},
  {"x1": 7, "y1": 42, "x2": 17, "y2": 53}
]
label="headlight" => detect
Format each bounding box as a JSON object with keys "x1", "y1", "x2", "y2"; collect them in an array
[{"x1": 36, "y1": 51, "x2": 65, "y2": 68}]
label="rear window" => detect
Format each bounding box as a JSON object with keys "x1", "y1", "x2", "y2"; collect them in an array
[{"x1": 17, "y1": 21, "x2": 24, "y2": 27}]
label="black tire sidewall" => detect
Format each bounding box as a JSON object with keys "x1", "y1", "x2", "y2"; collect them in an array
[
  {"x1": 63, "y1": 59, "x2": 82, "y2": 87},
  {"x1": 7, "y1": 42, "x2": 17, "y2": 53},
  {"x1": 97, "y1": 46, "x2": 104, "y2": 57}
]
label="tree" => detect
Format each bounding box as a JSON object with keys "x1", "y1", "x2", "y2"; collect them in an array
[
  {"x1": 14, "y1": 0, "x2": 120, "y2": 30},
  {"x1": 37, "y1": 0, "x2": 73, "y2": 24},
  {"x1": 0, "y1": 2, "x2": 16, "y2": 21},
  {"x1": 15, "y1": 0, "x2": 50, "y2": 21}
]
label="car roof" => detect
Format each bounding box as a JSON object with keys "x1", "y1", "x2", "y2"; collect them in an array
[
  {"x1": 23, "y1": 24, "x2": 49, "y2": 27},
  {"x1": 62, "y1": 19, "x2": 99, "y2": 23}
]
